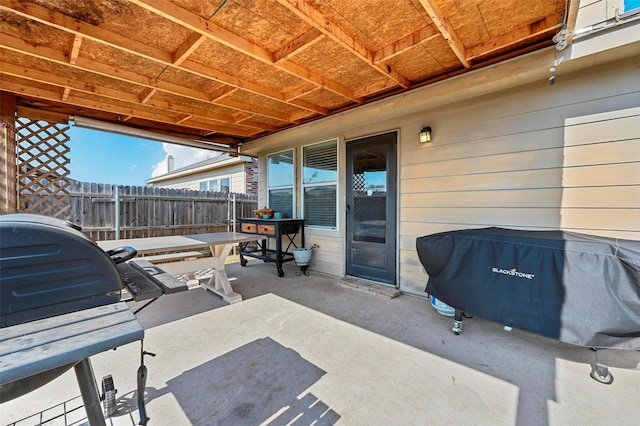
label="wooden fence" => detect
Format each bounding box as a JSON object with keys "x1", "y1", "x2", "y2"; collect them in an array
[{"x1": 68, "y1": 181, "x2": 258, "y2": 241}]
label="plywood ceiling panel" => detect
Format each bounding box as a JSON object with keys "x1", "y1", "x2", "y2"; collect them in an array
[{"x1": 0, "y1": 0, "x2": 574, "y2": 149}]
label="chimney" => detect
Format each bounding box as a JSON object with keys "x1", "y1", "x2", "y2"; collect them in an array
[{"x1": 167, "y1": 155, "x2": 174, "y2": 173}]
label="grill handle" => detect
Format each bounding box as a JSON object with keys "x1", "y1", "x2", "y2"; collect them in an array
[{"x1": 105, "y1": 246, "x2": 137, "y2": 264}]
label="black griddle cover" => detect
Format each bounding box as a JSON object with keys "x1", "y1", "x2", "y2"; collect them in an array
[{"x1": 416, "y1": 228, "x2": 640, "y2": 349}]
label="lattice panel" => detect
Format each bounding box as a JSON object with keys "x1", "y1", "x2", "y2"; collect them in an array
[
  {"x1": 16, "y1": 118, "x2": 71, "y2": 217},
  {"x1": 352, "y1": 172, "x2": 368, "y2": 221},
  {"x1": 353, "y1": 173, "x2": 366, "y2": 193}
]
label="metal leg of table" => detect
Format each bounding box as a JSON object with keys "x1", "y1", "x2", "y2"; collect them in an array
[
  {"x1": 276, "y1": 234, "x2": 284, "y2": 277},
  {"x1": 74, "y1": 358, "x2": 106, "y2": 426},
  {"x1": 590, "y1": 348, "x2": 614, "y2": 384}
]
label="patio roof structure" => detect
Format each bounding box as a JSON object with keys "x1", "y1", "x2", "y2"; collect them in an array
[{"x1": 0, "y1": 0, "x2": 575, "y2": 151}]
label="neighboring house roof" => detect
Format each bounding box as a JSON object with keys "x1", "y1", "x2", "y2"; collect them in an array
[{"x1": 146, "y1": 154, "x2": 254, "y2": 184}]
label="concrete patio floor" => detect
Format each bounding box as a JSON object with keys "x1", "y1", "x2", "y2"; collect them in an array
[{"x1": 3, "y1": 257, "x2": 639, "y2": 426}]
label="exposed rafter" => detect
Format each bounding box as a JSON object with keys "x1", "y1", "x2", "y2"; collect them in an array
[
  {"x1": 129, "y1": 0, "x2": 354, "y2": 103},
  {"x1": 417, "y1": 0, "x2": 470, "y2": 68},
  {"x1": 0, "y1": 0, "x2": 570, "y2": 146},
  {"x1": 276, "y1": 0, "x2": 411, "y2": 88},
  {"x1": 0, "y1": 0, "x2": 325, "y2": 116}
]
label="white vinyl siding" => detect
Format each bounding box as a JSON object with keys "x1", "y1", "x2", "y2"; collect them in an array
[{"x1": 398, "y1": 60, "x2": 640, "y2": 295}]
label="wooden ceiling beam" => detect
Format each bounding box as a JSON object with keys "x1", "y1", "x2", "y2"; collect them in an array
[
  {"x1": 0, "y1": 61, "x2": 141, "y2": 103},
  {"x1": 0, "y1": 62, "x2": 263, "y2": 136},
  {"x1": 466, "y1": 12, "x2": 564, "y2": 61},
  {"x1": 276, "y1": 60, "x2": 355, "y2": 101},
  {"x1": 0, "y1": 0, "x2": 173, "y2": 62},
  {"x1": 235, "y1": 117, "x2": 280, "y2": 132},
  {"x1": 0, "y1": 34, "x2": 297, "y2": 124},
  {"x1": 277, "y1": 0, "x2": 411, "y2": 89},
  {"x1": 128, "y1": 0, "x2": 273, "y2": 63},
  {"x1": 208, "y1": 86, "x2": 237, "y2": 102},
  {"x1": 353, "y1": 79, "x2": 398, "y2": 100},
  {"x1": 61, "y1": 87, "x2": 71, "y2": 102},
  {"x1": 139, "y1": 88, "x2": 157, "y2": 104},
  {"x1": 1, "y1": 79, "x2": 177, "y2": 123},
  {"x1": 215, "y1": 98, "x2": 291, "y2": 123},
  {"x1": 288, "y1": 98, "x2": 329, "y2": 115},
  {"x1": 0, "y1": 1, "x2": 318, "y2": 117},
  {"x1": 182, "y1": 117, "x2": 259, "y2": 137},
  {"x1": 417, "y1": 0, "x2": 470, "y2": 68},
  {"x1": 373, "y1": 25, "x2": 439, "y2": 64},
  {"x1": 0, "y1": 33, "x2": 208, "y2": 103},
  {"x1": 565, "y1": 0, "x2": 580, "y2": 45},
  {"x1": 173, "y1": 32, "x2": 206, "y2": 65},
  {"x1": 273, "y1": 28, "x2": 324, "y2": 63},
  {"x1": 284, "y1": 83, "x2": 320, "y2": 101},
  {"x1": 176, "y1": 114, "x2": 192, "y2": 124},
  {"x1": 69, "y1": 35, "x2": 82, "y2": 65},
  {"x1": 129, "y1": 0, "x2": 344, "y2": 106},
  {"x1": 16, "y1": 105, "x2": 68, "y2": 124},
  {"x1": 0, "y1": 58, "x2": 243, "y2": 125}
]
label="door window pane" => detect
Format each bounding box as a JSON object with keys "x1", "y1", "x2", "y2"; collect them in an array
[{"x1": 353, "y1": 147, "x2": 387, "y2": 243}]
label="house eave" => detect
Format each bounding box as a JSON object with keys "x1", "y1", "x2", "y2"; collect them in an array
[{"x1": 147, "y1": 156, "x2": 252, "y2": 184}]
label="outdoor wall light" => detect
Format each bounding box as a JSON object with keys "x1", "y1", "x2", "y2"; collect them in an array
[{"x1": 419, "y1": 126, "x2": 432, "y2": 144}]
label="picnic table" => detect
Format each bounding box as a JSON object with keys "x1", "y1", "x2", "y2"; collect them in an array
[{"x1": 99, "y1": 232, "x2": 258, "y2": 304}]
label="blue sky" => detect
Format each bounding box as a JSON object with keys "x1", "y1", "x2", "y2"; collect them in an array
[
  {"x1": 625, "y1": 0, "x2": 640, "y2": 10},
  {"x1": 68, "y1": 125, "x2": 214, "y2": 186}
]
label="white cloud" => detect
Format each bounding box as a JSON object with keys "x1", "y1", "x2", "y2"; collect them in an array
[{"x1": 151, "y1": 143, "x2": 221, "y2": 177}]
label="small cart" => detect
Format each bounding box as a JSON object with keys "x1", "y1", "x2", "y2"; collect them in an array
[{"x1": 238, "y1": 218, "x2": 305, "y2": 277}]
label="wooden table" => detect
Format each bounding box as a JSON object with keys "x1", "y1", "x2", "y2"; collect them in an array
[
  {"x1": 99, "y1": 232, "x2": 257, "y2": 304},
  {"x1": 238, "y1": 218, "x2": 305, "y2": 277}
]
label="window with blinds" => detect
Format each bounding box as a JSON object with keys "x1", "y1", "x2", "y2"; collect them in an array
[
  {"x1": 267, "y1": 149, "x2": 294, "y2": 218},
  {"x1": 303, "y1": 140, "x2": 337, "y2": 228}
]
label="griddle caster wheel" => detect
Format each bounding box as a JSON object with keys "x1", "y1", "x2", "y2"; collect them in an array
[
  {"x1": 240, "y1": 258, "x2": 247, "y2": 267},
  {"x1": 452, "y1": 321, "x2": 462, "y2": 335},
  {"x1": 101, "y1": 374, "x2": 117, "y2": 416},
  {"x1": 590, "y1": 366, "x2": 614, "y2": 385}
]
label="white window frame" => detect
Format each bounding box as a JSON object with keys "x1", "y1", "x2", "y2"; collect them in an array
[
  {"x1": 301, "y1": 139, "x2": 338, "y2": 230},
  {"x1": 267, "y1": 148, "x2": 295, "y2": 218}
]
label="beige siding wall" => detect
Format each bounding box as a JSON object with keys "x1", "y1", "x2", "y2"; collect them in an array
[
  {"x1": 399, "y1": 58, "x2": 640, "y2": 294},
  {"x1": 249, "y1": 43, "x2": 640, "y2": 295},
  {"x1": 153, "y1": 164, "x2": 246, "y2": 192}
]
